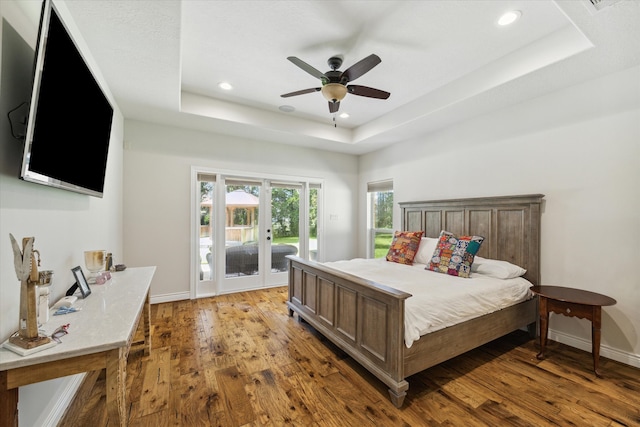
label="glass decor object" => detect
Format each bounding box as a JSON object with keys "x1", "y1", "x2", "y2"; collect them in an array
[{"x1": 84, "y1": 250, "x2": 106, "y2": 284}]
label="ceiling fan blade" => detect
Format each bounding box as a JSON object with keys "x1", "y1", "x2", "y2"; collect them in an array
[
  {"x1": 341, "y1": 54, "x2": 381, "y2": 83},
  {"x1": 287, "y1": 56, "x2": 327, "y2": 82},
  {"x1": 329, "y1": 101, "x2": 340, "y2": 113},
  {"x1": 347, "y1": 85, "x2": 390, "y2": 99},
  {"x1": 281, "y1": 87, "x2": 321, "y2": 98}
]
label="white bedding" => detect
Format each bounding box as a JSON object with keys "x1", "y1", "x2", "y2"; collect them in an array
[{"x1": 322, "y1": 258, "x2": 533, "y2": 348}]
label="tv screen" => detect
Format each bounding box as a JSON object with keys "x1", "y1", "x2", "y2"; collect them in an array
[{"x1": 20, "y1": 0, "x2": 114, "y2": 198}]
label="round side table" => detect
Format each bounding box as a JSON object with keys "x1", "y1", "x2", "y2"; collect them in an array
[{"x1": 530, "y1": 285, "x2": 616, "y2": 377}]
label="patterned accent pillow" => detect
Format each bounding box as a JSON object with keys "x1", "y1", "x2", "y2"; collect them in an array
[
  {"x1": 427, "y1": 230, "x2": 484, "y2": 278},
  {"x1": 386, "y1": 231, "x2": 424, "y2": 265}
]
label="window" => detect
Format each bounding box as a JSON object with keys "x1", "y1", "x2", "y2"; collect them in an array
[{"x1": 367, "y1": 180, "x2": 393, "y2": 258}]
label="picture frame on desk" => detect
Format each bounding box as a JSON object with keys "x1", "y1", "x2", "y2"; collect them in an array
[{"x1": 71, "y1": 266, "x2": 91, "y2": 298}]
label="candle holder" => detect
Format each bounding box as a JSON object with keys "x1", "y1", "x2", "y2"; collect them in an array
[{"x1": 84, "y1": 250, "x2": 106, "y2": 284}]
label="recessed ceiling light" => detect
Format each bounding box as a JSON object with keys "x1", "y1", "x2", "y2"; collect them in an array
[
  {"x1": 218, "y1": 82, "x2": 233, "y2": 90},
  {"x1": 279, "y1": 105, "x2": 295, "y2": 113},
  {"x1": 339, "y1": 112, "x2": 350, "y2": 118},
  {"x1": 498, "y1": 10, "x2": 521, "y2": 26}
]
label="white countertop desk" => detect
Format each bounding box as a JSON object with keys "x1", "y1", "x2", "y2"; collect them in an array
[{"x1": 0, "y1": 266, "x2": 156, "y2": 427}]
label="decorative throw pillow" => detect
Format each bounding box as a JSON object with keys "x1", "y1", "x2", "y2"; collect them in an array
[
  {"x1": 427, "y1": 230, "x2": 484, "y2": 278},
  {"x1": 386, "y1": 231, "x2": 424, "y2": 265},
  {"x1": 414, "y1": 237, "x2": 439, "y2": 265}
]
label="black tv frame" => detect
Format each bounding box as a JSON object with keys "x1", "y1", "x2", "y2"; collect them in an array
[{"x1": 20, "y1": 0, "x2": 114, "y2": 198}]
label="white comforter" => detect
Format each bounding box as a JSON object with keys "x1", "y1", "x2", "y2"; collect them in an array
[{"x1": 322, "y1": 258, "x2": 533, "y2": 348}]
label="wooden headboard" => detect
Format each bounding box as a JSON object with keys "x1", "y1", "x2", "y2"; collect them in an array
[{"x1": 399, "y1": 194, "x2": 544, "y2": 286}]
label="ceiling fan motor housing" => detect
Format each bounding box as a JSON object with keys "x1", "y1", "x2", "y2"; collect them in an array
[{"x1": 323, "y1": 70, "x2": 344, "y2": 85}]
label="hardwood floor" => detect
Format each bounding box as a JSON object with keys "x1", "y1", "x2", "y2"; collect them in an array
[{"x1": 59, "y1": 286, "x2": 640, "y2": 426}]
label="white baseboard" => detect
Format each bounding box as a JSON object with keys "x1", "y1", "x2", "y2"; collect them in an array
[
  {"x1": 150, "y1": 283, "x2": 288, "y2": 304},
  {"x1": 548, "y1": 328, "x2": 640, "y2": 369},
  {"x1": 150, "y1": 291, "x2": 190, "y2": 304}
]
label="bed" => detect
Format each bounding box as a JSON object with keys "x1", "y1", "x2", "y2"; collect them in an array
[{"x1": 286, "y1": 194, "x2": 544, "y2": 407}]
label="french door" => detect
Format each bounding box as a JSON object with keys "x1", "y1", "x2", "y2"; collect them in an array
[{"x1": 193, "y1": 169, "x2": 321, "y2": 297}]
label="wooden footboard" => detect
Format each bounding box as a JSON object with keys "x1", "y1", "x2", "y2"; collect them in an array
[{"x1": 287, "y1": 255, "x2": 412, "y2": 406}]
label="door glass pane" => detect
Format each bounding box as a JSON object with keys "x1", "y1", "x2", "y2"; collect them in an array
[
  {"x1": 309, "y1": 187, "x2": 318, "y2": 260},
  {"x1": 225, "y1": 184, "x2": 260, "y2": 277},
  {"x1": 199, "y1": 180, "x2": 214, "y2": 280},
  {"x1": 271, "y1": 185, "x2": 300, "y2": 271}
]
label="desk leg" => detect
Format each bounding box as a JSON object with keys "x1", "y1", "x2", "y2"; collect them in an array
[
  {"x1": 592, "y1": 306, "x2": 603, "y2": 377},
  {"x1": 106, "y1": 348, "x2": 127, "y2": 427},
  {"x1": 0, "y1": 371, "x2": 18, "y2": 427},
  {"x1": 536, "y1": 297, "x2": 549, "y2": 360},
  {"x1": 143, "y1": 291, "x2": 151, "y2": 356}
]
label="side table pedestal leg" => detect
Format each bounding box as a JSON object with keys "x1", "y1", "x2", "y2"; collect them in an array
[
  {"x1": 537, "y1": 297, "x2": 548, "y2": 360},
  {"x1": 592, "y1": 306, "x2": 602, "y2": 377}
]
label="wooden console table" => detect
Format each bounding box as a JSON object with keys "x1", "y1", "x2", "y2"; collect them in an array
[
  {"x1": 530, "y1": 285, "x2": 616, "y2": 376},
  {"x1": 0, "y1": 266, "x2": 155, "y2": 427}
]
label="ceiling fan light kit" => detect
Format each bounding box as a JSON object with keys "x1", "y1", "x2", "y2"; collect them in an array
[
  {"x1": 282, "y1": 54, "x2": 390, "y2": 114},
  {"x1": 321, "y1": 83, "x2": 347, "y2": 103}
]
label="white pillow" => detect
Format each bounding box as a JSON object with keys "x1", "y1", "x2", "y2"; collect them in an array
[
  {"x1": 472, "y1": 256, "x2": 526, "y2": 279},
  {"x1": 414, "y1": 237, "x2": 439, "y2": 265}
]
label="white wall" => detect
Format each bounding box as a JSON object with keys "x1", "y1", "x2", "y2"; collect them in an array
[
  {"x1": 359, "y1": 65, "x2": 640, "y2": 367},
  {"x1": 123, "y1": 120, "x2": 359, "y2": 299},
  {"x1": 0, "y1": 1, "x2": 124, "y2": 425}
]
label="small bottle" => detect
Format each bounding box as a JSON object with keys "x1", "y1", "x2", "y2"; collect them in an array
[{"x1": 105, "y1": 253, "x2": 113, "y2": 271}]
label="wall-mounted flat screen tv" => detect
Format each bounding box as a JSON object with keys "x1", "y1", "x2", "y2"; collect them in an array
[{"x1": 20, "y1": 0, "x2": 114, "y2": 198}]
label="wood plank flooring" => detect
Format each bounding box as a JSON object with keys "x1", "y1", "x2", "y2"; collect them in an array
[{"x1": 59, "y1": 286, "x2": 640, "y2": 426}]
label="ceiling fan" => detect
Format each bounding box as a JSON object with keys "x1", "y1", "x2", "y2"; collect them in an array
[{"x1": 281, "y1": 54, "x2": 390, "y2": 113}]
